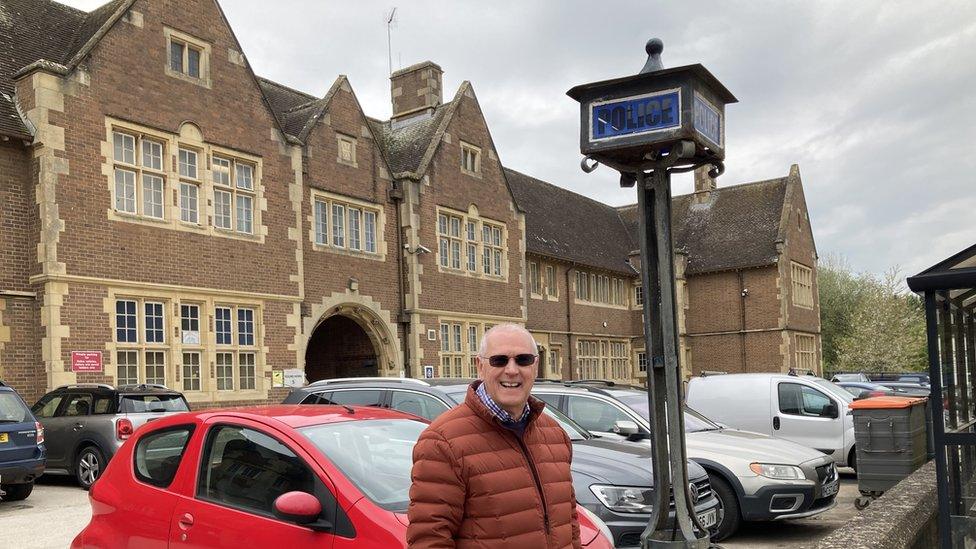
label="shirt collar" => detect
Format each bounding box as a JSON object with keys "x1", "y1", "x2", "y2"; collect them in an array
[{"x1": 476, "y1": 382, "x2": 530, "y2": 423}]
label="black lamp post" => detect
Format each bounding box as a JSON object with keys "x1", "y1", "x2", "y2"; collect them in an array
[{"x1": 567, "y1": 39, "x2": 737, "y2": 548}]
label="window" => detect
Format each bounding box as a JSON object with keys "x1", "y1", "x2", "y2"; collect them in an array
[
  {"x1": 577, "y1": 340, "x2": 601, "y2": 379},
  {"x1": 337, "y1": 134, "x2": 357, "y2": 165},
  {"x1": 134, "y1": 426, "x2": 193, "y2": 488},
  {"x1": 566, "y1": 396, "x2": 631, "y2": 433},
  {"x1": 239, "y1": 353, "x2": 256, "y2": 390},
  {"x1": 529, "y1": 262, "x2": 541, "y2": 296},
  {"x1": 182, "y1": 352, "x2": 201, "y2": 391},
  {"x1": 117, "y1": 350, "x2": 139, "y2": 386},
  {"x1": 796, "y1": 333, "x2": 817, "y2": 371},
  {"x1": 198, "y1": 425, "x2": 317, "y2": 517},
  {"x1": 548, "y1": 348, "x2": 561, "y2": 377},
  {"x1": 439, "y1": 322, "x2": 463, "y2": 377},
  {"x1": 144, "y1": 302, "x2": 164, "y2": 343},
  {"x1": 168, "y1": 33, "x2": 206, "y2": 81},
  {"x1": 438, "y1": 214, "x2": 463, "y2": 270},
  {"x1": 467, "y1": 326, "x2": 479, "y2": 377},
  {"x1": 116, "y1": 298, "x2": 169, "y2": 387},
  {"x1": 238, "y1": 308, "x2": 255, "y2": 346},
  {"x1": 575, "y1": 269, "x2": 630, "y2": 307},
  {"x1": 112, "y1": 131, "x2": 166, "y2": 219},
  {"x1": 575, "y1": 271, "x2": 589, "y2": 301},
  {"x1": 610, "y1": 342, "x2": 629, "y2": 379},
  {"x1": 577, "y1": 338, "x2": 630, "y2": 381},
  {"x1": 215, "y1": 307, "x2": 232, "y2": 345},
  {"x1": 460, "y1": 142, "x2": 481, "y2": 174},
  {"x1": 330, "y1": 390, "x2": 383, "y2": 407},
  {"x1": 436, "y1": 209, "x2": 505, "y2": 279},
  {"x1": 212, "y1": 156, "x2": 256, "y2": 234},
  {"x1": 180, "y1": 304, "x2": 200, "y2": 344},
  {"x1": 31, "y1": 394, "x2": 64, "y2": 419},
  {"x1": 63, "y1": 394, "x2": 94, "y2": 417},
  {"x1": 179, "y1": 182, "x2": 199, "y2": 224},
  {"x1": 635, "y1": 286, "x2": 644, "y2": 307},
  {"x1": 778, "y1": 383, "x2": 834, "y2": 417},
  {"x1": 179, "y1": 148, "x2": 198, "y2": 179},
  {"x1": 216, "y1": 353, "x2": 234, "y2": 391},
  {"x1": 792, "y1": 262, "x2": 814, "y2": 308},
  {"x1": 545, "y1": 265, "x2": 557, "y2": 298},
  {"x1": 390, "y1": 391, "x2": 449, "y2": 421},
  {"x1": 637, "y1": 352, "x2": 647, "y2": 373},
  {"x1": 485, "y1": 224, "x2": 503, "y2": 276},
  {"x1": 311, "y1": 195, "x2": 382, "y2": 257}
]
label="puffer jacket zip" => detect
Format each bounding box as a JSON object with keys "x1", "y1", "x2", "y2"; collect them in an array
[{"x1": 511, "y1": 426, "x2": 551, "y2": 538}]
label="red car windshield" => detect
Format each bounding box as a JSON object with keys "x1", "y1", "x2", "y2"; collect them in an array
[{"x1": 299, "y1": 418, "x2": 426, "y2": 512}]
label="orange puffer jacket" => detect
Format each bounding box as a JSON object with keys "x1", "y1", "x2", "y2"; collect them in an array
[{"x1": 407, "y1": 381, "x2": 581, "y2": 549}]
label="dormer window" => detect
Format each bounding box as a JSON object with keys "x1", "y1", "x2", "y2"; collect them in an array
[{"x1": 164, "y1": 27, "x2": 211, "y2": 88}]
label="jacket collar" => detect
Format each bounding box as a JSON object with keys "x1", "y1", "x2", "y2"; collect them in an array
[{"x1": 465, "y1": 380, "x2": 545, "y2": 426}]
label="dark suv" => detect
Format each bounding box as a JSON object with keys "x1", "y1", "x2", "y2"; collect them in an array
[
  {"x1": 284, "y1": 377, "x2": 720, "y2": 547},
  {"x1": 0, "y1": 382, "x2": 45, "y2": 501},
  {"x1": 31, "y1": 383, "x2": 189, "y2": 489}
]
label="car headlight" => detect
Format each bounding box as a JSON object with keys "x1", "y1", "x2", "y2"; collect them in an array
[
  {"x1": 589, "y1": 484, "x2": 654, "y2": 513},
  {"x1": 577, "y1": 504, "x2": 615, "y2": 546},
  {"x1": 749, "y1": 463, "x2": 805, "y2": 480}
]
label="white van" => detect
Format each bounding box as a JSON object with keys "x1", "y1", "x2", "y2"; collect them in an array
[{"x1": 686, "y1": 373, "x2": 857, "y2": 469}]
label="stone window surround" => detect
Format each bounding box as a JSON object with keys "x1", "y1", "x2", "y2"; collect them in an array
[
  {"x1": 163, "y1": 26, "x2": 212, "y2": 89},
  {"x1": 435, "y1": 205, "x2": 508, "y2": 282},
  {"x1": 573, "y1": 269, "x2": 630, "y2": 310},
  {"x1": 104, "y1": 288, "x2": 266, "y2": 403},
  {"x1": 460, "y1": 141, "x2": 482, "y2": 177},
  {"x1": 437, "y1": 317, "x2": 492, "y2": 378},
  {"x1": 110, "y1": 130, "x2": 166, "y2": 220},
  {"x1": 308, "y1": 188, "x2": 387, "y2": 262},
  {"x1": 336, "y1": 133, "x2": 358, "y2": 167},
  {"x1": 795, "y1": 333, "x2": 817, "y2": 371},
  {"x1": 791, "y1": 261, "x2": 814, "y2": 309},
  {"x1": 103, "y1": 118, "x2": 266, "y2": 243}
]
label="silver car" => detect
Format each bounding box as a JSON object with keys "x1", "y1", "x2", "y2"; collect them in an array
[
  {"x1": 532, "y1": 382, "x2": 839, "y2": 541},
  {"x1": 31, "y1": 383, "x2": 189, "y2": 489}
]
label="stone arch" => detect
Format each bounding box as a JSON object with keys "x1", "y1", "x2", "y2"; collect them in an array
[{"x1": 301, "y1": 291, "x2": 402, "y2": 381}]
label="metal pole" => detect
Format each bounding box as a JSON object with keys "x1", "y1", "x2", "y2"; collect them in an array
[{"x1": 638, "y1": 169, "x2": 709, "y2": 548}]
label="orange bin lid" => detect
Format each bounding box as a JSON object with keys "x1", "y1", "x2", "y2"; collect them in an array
[{"x1": 849, "y1": 395, "x2": 928, "y2": 410}]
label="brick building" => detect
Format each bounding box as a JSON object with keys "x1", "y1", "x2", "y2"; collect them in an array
[{"x1": 0, "y1": 0, "x2": 820, "y2": 407}]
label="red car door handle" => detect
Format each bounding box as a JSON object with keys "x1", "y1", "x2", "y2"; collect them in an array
[{"x1": 178, "y1": 513, "x2": 194, "y2": 530}]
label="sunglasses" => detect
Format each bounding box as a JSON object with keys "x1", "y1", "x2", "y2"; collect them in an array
[{"x1": 483, "y1": 354, "x2": 538, "y2": 367}]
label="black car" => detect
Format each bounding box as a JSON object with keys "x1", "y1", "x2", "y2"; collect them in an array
[
  {"x1": 31, "y1": 383, "x2": 189, "y2": 488},
  {"x1": 284, "y1": 377, "x2": 720, "y2": 547},
  {"x1": 0, "y1": 382, "x2": 45, "y2": 501}
]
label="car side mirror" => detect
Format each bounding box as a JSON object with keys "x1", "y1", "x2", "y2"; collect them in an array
[
  {"x1": 822, "y1": 403, "x2": 839, "y2": 419},
  {"x1": 273, "y1": 491, "x2": 333, "y2": 532},
  {"x1": 613, "y1": 420, "x2": 639, "y2": 436}
]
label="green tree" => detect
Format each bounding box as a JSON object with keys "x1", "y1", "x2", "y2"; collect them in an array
[{"x1": 818, "y1": 258, "x2": 928, "y2": 373}]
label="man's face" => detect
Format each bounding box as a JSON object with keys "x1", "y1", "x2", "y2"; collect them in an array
[{"x1": 478, "y1": 329, "x2": 537, "y2": 418}]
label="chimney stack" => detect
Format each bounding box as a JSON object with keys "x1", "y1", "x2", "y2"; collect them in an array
[
  {"x1": 693, "y1": 166, "x2": 717, "y2": 193},
  {"x1": 390, "y1": 61, "x2": 443, "y2": 120}
]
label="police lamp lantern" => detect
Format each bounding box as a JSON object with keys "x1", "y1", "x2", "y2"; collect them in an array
[{"x1": 566, "y1": 39, "x2": 737, "y2": 185}]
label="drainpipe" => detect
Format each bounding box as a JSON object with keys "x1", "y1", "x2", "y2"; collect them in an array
[
  {"x1": 390, "y1": 179, "x2": 411, "y2": 378},
  {"x1": 738, "y1": 270, "x2": 747, "y2": 373},
  {"x1": 566, "y1": 266, "x2": 575, "y2": 380}
]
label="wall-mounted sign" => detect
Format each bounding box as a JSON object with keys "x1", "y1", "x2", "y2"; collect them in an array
[
  {"x1": 272, "y1": 369, "x2": 284, "y2": 388},
  {"x1": 182, "y1": 331, "x2": 200, "y2": 345},
  {"x1": 283, "y1": 369, "x2": 306, "y2": 388},
  {"x1": 693, "y1": 93, "x2": 722, "y2": 148},
  {"x1": 71, "y1": 351, "x2": 103, "y2": 373},
  {"x1": 423, "y1": 365, "x2": 434, "y2": 379},
  {"x1": 589, "y1": 88, "x2": 681, "y2": 142}
]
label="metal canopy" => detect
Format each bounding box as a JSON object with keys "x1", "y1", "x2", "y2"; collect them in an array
[{"x1": 908, "y1": 242, "x2": 976, "y2": 548}]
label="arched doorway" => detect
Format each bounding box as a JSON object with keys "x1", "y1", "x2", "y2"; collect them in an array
[{"x1": 305, "y1": 315, "x2": 379, "y2": 382}]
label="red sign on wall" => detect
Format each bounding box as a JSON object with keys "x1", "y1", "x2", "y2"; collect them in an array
[{"x1": 71, "y1": 351, "x2": 103, "y2": 373}]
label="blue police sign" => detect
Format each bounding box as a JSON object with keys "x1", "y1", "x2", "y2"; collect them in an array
[
  {"x1": 590, "y1": 89, "x2": 681, "y2": 141},
  {"x1": 693, "y1": 93, "x2": 722, "y2": 148}
]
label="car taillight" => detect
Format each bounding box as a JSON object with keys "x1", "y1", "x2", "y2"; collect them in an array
[
  {"x1": 35, "y1": 421, "x2": 44, "y2": 445},
  {"x1": 117, "y1": 418, "x2": 134, "y2": 441}
]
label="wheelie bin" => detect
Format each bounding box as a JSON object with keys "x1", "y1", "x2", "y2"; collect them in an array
[{"x1": 849, "y1": 396, "x2": 929, "y2": 509}]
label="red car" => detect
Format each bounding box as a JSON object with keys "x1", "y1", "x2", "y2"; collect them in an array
[{"x1": 71, "y1": 405, "x2": 613, "y2": 548}]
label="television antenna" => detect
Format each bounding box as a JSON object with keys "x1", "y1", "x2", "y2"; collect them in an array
[{"x1": 386, "y1": 7, "x2": 398, "y2": 76}]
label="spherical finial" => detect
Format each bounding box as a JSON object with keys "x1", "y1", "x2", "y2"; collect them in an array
[
  {"x1": 640, "y1": 38, "x2": 665, "y2": 74},
  {"x1": 646, "y1": 38, "x2": 664, "y2": 56}
]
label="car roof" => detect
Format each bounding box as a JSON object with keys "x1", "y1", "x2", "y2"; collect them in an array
[{"x1": 158, "y1": 405, "x2": 425, "y2": 430}]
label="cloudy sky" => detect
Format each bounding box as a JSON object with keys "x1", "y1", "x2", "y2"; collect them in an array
[{"x1": 63, "y1": 0, "x2": 976, "y2": 279}]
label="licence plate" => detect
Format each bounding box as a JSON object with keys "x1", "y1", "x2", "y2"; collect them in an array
[
  {"x1": 822, "y1": 479, "x2": 839, "y2": 498},
  {"x1": 0, "y1": 433, "x2": 7, "y2": 443},
  {"x1": 697, "y1": 508, "x2": 718, "y2": 529}
]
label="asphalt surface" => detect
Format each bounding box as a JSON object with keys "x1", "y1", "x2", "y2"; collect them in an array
[{"x1": 1, "y1": 471, "x2": 859, "y2": 548}]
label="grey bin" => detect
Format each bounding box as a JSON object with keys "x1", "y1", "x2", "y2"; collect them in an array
[{"x1": 850, "y1": 396, "x2": 929, "y2": 500}]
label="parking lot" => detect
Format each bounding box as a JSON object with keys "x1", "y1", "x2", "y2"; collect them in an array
[{"x1": 2, "y1": 472, "x2": 857, "y2": 548}]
